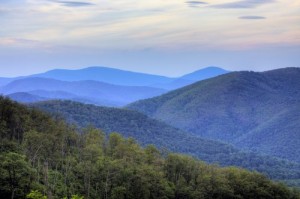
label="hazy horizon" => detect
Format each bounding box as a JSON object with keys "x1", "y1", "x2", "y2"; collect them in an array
[{"x1": 1, "y1": 65, "x2": 299, "y2": 79}]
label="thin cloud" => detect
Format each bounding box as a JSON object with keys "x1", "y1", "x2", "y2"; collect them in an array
[
  {"x1": 54, "y1": 1, "x2": 95, "y2": 7},
  {"x1": 0, "y1": 38, "x2": 40, "y2": 46},
  {"x1": 186, "y1": 1, "x2": 208, "y2": 8},
  {"x1": 213, "y1": 0, "x2": 275, "y2": 9},
  {"x1": 239, "y1": 16, "x2": 266, "y2": 20}
]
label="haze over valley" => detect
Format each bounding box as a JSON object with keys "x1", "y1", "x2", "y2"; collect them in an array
[{"x1": 0, "y1": 66, "x2": 228, "y2": 106}]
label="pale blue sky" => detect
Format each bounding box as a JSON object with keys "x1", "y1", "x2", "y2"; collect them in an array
[{"x1": 0, "y1": 0, "x2": 299, "y2": 77}]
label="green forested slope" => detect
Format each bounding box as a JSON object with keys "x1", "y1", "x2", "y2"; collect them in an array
[
  {"x1": 32, "y1": 100, "x2": 300, "y2": 181},
  {"x1": 0, "y1": 97, "x2": 299, "y2": 199},
  {"x1": 127, "y1": 68, "x2": 300, "y2": 162}
]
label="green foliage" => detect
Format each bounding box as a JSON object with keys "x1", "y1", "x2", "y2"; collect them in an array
[
  {"x1": 63, "y1": 194, "x2": 84, "y2": 199},
  {"x1": 127, "y1": 68, "x2": 300, "y2": 163},
  {"x1": 32, "y1": 100, "x2": 300, "y2": 181},
  {"x1": 0, "y1": 152, "x2": 35, "y2": 199},
  {"x1": 26, "y1": 190, "x2": 47, "y2": 199},
  {"x1": 1, "y1": 96, "x2": 300, "y2": 199}
]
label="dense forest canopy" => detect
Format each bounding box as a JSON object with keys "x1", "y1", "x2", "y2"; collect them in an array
[
  {"x1": 32, "y1": 100, "x2": 300, "y2": 182},
  {"x1": 0, "y1": 96, "x2": 299, "y2": 199},
  {"x1": 127, "y1": 68, "x2": 300, "y2": 162}
]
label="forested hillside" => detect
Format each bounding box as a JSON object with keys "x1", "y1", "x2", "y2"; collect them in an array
[
  {"x1": 127, "y1": 68, "x2": 300, "y2": 162},
  {"x1": 7, "y1": 92, "x2": 47, "y2": 103},
  {"x1": 0, "y1": 97, "x2": 299, "y2": 199},
  {"x1": 32, "y1": 100, "x2": 300, "y2": 181}
]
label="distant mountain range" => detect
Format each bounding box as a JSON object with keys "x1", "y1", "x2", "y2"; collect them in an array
[
  {"x1": 7, "y1": 92, "x2": 47, "y2": 103},
  {"x1": 32, "y1": 100, "x2": 300, "y2": 181},
  {"x1": 0, "y1": 66, "x2": 229, "y2": 106},
  {"x1": 153, "y1": 66, "x2": 229, "y2": 89},
  {"x1": 31, "y1": 66, "x2": 174, "y2": 87},
  {"x1": 0, "y1": 77, "x2": 13, "y2": 87},
  {"x1": 1, "y1": 77, "x2": 166, "y2": 106},
  {"x1": 127, "y1": 67, "x2": 300, "y2": 163}
]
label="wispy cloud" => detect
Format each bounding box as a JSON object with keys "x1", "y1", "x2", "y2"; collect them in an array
[
  {"x1": 0, "y1": 38, "x2": 40, "y2": 46},
  {"x1": 186, "y1": 1, "x2": 208, "y2": 8},
  {"x1": 239, "y1": 16, "x2": 266, "y2": 20},
  {"x1": 213, "y1": 0, "x2": 276, "y2": 9},
  {"x1": 0, "y1": 8, "x2": 9, "y2": 16},
  {"x1": 0, "y1": 0, "x2": 299, "y2": 75},
  {"x1": 1, "y1": 0, "x2": 299, "y2": 53},
  {"x1": 52, "y1": 1, "x2": 95, "y2": 7}
]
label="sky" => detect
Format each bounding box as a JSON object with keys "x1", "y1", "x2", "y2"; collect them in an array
[{"x1": 0, "y1": 0, "x2": 299, "y2": 77}]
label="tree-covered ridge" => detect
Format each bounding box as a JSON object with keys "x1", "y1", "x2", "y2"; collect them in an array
[
  {"x1": 127, "y1": 67, "x2": 300, "y2": 162},
  {"x1": 31, "y1": 100, "x2": 300, "y2": 182},
  {"x1": 0, "y1": 97, "x2": 299, "y2": 199}
]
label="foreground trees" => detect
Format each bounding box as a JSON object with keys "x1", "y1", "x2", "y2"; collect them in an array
[{"x1": 0, "y1": 97, "x2": 299, "y2": 199}]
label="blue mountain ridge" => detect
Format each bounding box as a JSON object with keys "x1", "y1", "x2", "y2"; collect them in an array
[{"x1": 0, "y1": 66, "x2": 229, "y2": 105}]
